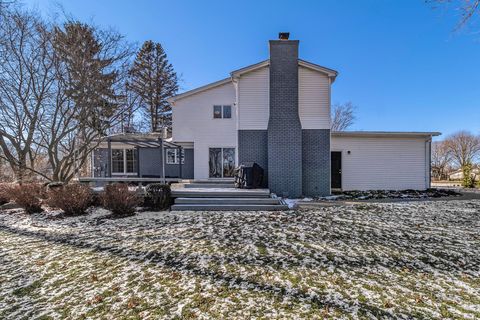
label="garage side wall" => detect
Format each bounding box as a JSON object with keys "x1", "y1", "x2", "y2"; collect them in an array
[{"x1": 331, "y1": 136, "x2": 429, "y2": 191}]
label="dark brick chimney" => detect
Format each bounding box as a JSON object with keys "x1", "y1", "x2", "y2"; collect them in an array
[{"x1": 267, "y1": 37, "x2": 303, "y2": 197}]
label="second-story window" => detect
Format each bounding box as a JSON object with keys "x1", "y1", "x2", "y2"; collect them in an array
[
  {"x1": 213, "y1": 105, "x2": 232, "y2": 119},
  {"x1": 223, "y1": 105, "x2": 231, "y2": 118}
]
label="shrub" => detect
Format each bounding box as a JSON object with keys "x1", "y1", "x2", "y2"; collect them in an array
[
  {"x1": 47, "y1": 183, "x2": 93, "y2": 216},
  {"x1": 101, "y1": 183, "x2": 141, "y2": 216},
  {"x1": 0, "y1": 183, "x2": 13, "y2": 205},
  {"x1": 144, "y1": 183, "x2": 172, "y2": 210},
  {"x1": 11, "y1": 184, "x2": 44, "y2": 214}
]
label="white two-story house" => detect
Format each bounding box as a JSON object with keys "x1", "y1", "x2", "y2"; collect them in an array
[
  {"x1": 91, "y1": 33, "x2": 439, "y2": 197},
  {"x1": 169, "y1": 33, "x2": 439, "y2": 197}
]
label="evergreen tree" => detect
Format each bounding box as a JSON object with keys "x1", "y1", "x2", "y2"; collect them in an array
[
  {"x1": 128, "y1": 40, "x2": 178, "y2": 132},
  {"x1": 53, "y1": 22, "x2": 119, "y2": 129}
]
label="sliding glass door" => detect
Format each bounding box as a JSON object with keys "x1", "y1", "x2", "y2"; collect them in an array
[{"x1": 209, "y1": 148, "x2": 235, "y2": 178}]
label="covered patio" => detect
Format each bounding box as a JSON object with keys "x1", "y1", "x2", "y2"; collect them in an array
[{"x1": 79, "y1": 133, "x2": 192, "y2": 186}]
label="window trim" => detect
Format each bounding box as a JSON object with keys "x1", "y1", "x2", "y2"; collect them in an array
[
  {"x1": 213, "y1": 105, "x2": 232, "y2": 119},
  {"x1": 111, "y1": 148, "x2": 137, "y2": 175},
  {"x1": 213, "y1": 105, "x2": 222, "y2": 119},
  {"x1": 166, "y1": 148, "x2": 185, "y2": 165},
  {"x1": 208, "y1": 146, "x2": 236, "y2": 178},
  {"x1": 223, "y1": 105, "x2": 232, "y2": 119}
]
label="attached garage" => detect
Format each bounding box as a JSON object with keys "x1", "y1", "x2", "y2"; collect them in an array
[{"x1": 330, "y1": 131, "x2": 440, "y2": 191}]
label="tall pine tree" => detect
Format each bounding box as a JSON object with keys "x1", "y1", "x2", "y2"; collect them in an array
[{"x1": 128, "y1": 41, "x2": 178, "y2": 132}]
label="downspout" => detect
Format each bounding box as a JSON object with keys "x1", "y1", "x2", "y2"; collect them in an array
[
  {"x1": 328, "y1": 76, "x2": 332, "y2": 195},
  {"x1": 232, "y1": 76, "x2": 240, "y2": 167},
  {"x1": 426, "y1": 137, "x2": 432, "y2": 189}
]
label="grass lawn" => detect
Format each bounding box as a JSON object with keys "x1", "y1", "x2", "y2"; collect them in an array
[{"x1": 0, "y1": 200, "x2": 479, "y2": 319}]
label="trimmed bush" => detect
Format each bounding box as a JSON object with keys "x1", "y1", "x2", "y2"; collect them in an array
[
  {"x1": 0, "y1": 183, "x2": 13, "y2": 205},
  {"x1": 144, "y1": 183, "x2": 172, "y2": 210},
  {"x1": 47, "y1": 183, "x2": 93, "y2": 216},
  {"x1": 11, "y1": 184, "x2": 44, "y2": 214},
  {"x1": 101, "y1": 183, "x2": 141, "y2": 216}
]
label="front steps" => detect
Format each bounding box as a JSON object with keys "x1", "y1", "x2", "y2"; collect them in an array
[
  {"x1": 171, "y1": 180, "x2": 288, "y2": 211},
  {"x1": 184, "y1": 183, "x2": 234, "y2": 189},
  {"x1": 175, "y1": 197, "x2": 280, "y2": 205}
]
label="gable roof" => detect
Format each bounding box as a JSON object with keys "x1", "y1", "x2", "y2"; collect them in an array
[{"x1": 170, "y1": 59, "x2": 338, "y2": 103}]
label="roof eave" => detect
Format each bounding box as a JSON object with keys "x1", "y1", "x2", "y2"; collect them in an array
[
  {"x1": 298, "y1": 59, "x2": 338, "y2": 81},
  {"x1": 331, "y1": 131, "x2": 442, "y2": 138},
  {"x1": 168, "y1": 77, "x2": 232, "y2": 103},
  {"x1": 230, "y1": 60, "x2": 270, "y2": 78},
  {"x1": 170, "y1": 58, "x2": 339, "y2": 103}
]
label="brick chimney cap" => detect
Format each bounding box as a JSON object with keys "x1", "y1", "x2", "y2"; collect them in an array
[{"x1": 278, "y1": 32, "x2": 290, "y2": 40}]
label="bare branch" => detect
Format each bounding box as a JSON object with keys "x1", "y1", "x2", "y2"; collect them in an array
[{"x1": 331, "y1": 102, "x2": 356, "y2": 131}]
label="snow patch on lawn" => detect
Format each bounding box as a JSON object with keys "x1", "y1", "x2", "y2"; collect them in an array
[
  {"x1": 0, "y1": 200, "x2": 479, "y2": 319},
  {"x1": 283, "y1": 197, "x2": 313, "y2": 208}
]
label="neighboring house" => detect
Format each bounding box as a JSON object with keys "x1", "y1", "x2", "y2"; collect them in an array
[
  {"x1": 448, "y1": 168, "x2": 479, "y2": 181},
  {"x1": 90, "y1": 34, "x2": 440, "y2": 197}
]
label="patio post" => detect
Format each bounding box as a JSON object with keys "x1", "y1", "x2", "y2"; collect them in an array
[
  {"x1": 136, "y1": 146, "x2": 140, "y2": 178},
  {"x1": 159, "y1": 137, "x2": 165, "y2": 184},
  {"x1": 179, "y1": 146, "x2": 183, "y2": 179},
  {"x1": 107, "y1": 137, "x2": 112, "y2": 177}
]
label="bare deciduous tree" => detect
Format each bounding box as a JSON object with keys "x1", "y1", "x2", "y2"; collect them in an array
[
  {"x1": 36, "y1": 21, "x2": 134, "y2": 182},
  {"x1": 0, "y1": 8, "x2": 54, "y2": 182},
  {"x1": 0, "y1": 6, "x2": 135, "y2": 182},
  {"x1": 428, "y1": 0, "x2": 480, "y2": 30},
  {"x1": 431, "y1": 140, "x2": 452, "y2": 180},
  {"x1": 444, "y1": 131, "x2": 480, "y2": 186},
  {"x1": 331, "y1": 102, "x2": 356, "y2": 131}
]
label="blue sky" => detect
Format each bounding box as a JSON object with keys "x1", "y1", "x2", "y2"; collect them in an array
[{"x1": 24, "y1": 0, "x2": 480, "y2": 138}]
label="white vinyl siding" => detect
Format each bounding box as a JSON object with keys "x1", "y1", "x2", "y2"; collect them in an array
[
  {"x1": 172, "y1": 82, "x2": 236, "y2": 179},
  {"x1": 331, "y1": 136, "x2": 429, "y2": 191},
  {"x1": 238, "y1": 66, "x2": 269, "y2": 130},
  {"x1": 299, "y1": 66, "x2": 331, "y2": 129}
]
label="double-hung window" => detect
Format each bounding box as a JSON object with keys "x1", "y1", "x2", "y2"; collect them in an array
[
  {"x1": 213, "y1": 105, "x2": 232, "y2": 119},
  {"x1": 111, "y1": 149, "x2": 137, "y2": 174},
  {"x1": 166, "y1": 148, "x2": 184, "y2": 165}
]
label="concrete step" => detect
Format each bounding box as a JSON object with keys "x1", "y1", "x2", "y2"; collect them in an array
[
  {"x1": 175, "y1": 197, "x2": 281, "y2": 205},
  {"x1": 191, "y1": 179, "x2": 235, "y2": 184},
  {"x1": 184, "y1": 183, "x2": 234, "y2": 189},
  {"x1": 171, "y1": 204, "x2": 288, "y2": 211},
  {"x1": 171, "y1": 189, "x2": 271, "y2": 198}
]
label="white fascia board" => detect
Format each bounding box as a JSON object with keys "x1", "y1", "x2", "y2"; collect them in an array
[
  {"x1": 169, "y1": 77, "x2": 232, "y2": 103},
  {"x1": 332, "y1": 131, "x2": 442, "y2": 138}
]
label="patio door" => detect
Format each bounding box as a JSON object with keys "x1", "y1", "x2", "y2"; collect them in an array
[{"x1": 209, "y1": 148, "x2": 235, "y2": 178}]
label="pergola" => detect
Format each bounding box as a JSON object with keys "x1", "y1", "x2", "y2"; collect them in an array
[{"x1": 83, "y1": 132, "x2": 184, "y2": 185}]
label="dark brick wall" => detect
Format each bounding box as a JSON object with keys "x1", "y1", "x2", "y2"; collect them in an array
[
  {"x1": 267, "y1": 40, "x2": 303, "y2": 197},
  {"x1": 302, "y1": 129, "x2": 331, "y2": 196},
  {"x1": 238, "y1": 130, "x2": 268, "y2": 187}
]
